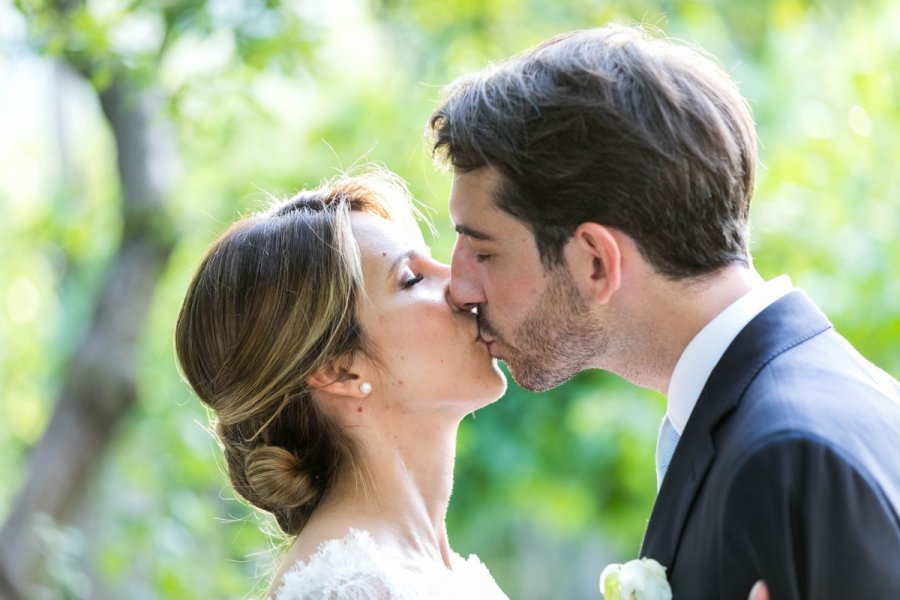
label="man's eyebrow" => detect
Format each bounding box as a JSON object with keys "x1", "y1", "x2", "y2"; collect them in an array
[
  {"x1": 454, "y1": 224, "x2": 496, "y2": 242},
  {"x1": 387, "y1": 250, "x2": 418, "y2": 280}
]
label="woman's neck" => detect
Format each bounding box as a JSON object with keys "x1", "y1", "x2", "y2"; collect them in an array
[{"x1": 306, "y1": 412, "x2": 461, "y2": 567}]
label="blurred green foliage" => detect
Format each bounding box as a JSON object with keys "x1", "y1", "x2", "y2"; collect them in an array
[{"x1": 1, "y1": 0, "x2": 898, "y2": 597}]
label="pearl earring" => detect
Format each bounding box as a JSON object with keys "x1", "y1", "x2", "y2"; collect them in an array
[{"x1": 359, "y1": 382, "x2": 372, "y2": 396}]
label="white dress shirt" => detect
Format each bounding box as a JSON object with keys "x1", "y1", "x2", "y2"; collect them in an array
[{"x1": 666, "y1": 275, "x2": 794, "y2": 435}]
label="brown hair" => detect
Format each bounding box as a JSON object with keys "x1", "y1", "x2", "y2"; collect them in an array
[
  {"x1": 429, "y1": 24, "x2": 757, "y2": 279},
  {"x1": 174, "y1": 171, "x2": 415, "y2": 535}
]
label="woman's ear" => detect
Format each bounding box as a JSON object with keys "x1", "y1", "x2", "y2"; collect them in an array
[
  {"x1": 564, "y1": 222, "x2": 622, "y2": 304},
  {"x1": 307, "y1": 363, "x2": 372, "y2": 399}
]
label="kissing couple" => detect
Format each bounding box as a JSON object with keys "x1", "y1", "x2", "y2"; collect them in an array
[{"x1": 174, "y1": 23, "x2": 900, "y2": 600}]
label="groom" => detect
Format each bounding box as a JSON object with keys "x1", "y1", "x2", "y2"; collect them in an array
[{"x1": 429, "y1": 24, "x2": 900, "y2": 599}]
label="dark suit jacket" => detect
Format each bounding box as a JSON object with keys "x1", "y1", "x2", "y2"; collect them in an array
[{"x1": 641, "y1": 291, "x2": 900, "y2": 599}]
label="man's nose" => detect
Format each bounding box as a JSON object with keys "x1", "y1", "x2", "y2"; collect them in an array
[{"x1": 449, "y1": 245, "x2": 486, "y2": 311}]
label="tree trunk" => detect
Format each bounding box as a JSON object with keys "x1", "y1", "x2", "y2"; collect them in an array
[{"x1": 0, "y1": 78, "x2": 175, "y2": 596}]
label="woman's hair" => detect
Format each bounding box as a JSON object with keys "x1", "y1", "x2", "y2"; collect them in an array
[{"x1": 174, "y1": 169, "x2": 417, "y2": 535}]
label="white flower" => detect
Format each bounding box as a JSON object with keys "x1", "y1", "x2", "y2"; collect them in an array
[{"x1": 600, "y1": 558, "x2": 671, "y2": 600}]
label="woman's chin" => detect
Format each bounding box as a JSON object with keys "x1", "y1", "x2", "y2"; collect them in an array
[
  {"x1": 481, "y1": 370, "x2": 508, "y2": 405},
  {"x1": 456, "y1": 381, "x2": 507, "y2": 414},
  {"x1": 491, "y1": 362, "x2": 507, "y2": 389}
]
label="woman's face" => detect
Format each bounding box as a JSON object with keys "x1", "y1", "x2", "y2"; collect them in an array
[{"x1": 352, "y1": 211, "x2": 506, "y2": 412}]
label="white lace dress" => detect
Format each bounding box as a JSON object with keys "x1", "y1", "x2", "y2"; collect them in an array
[{"x1": 271, "y1": 529, "x2": 509, "y2": 600}]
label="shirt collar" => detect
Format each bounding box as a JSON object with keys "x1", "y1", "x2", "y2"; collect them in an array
[{"x1": 666, "y1": 275, "x2": 794, "y2": 435}]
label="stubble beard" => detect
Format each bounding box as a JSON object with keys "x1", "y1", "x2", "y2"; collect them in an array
[{"x1": 478, "y1": 269, "x2": 606, "y2": 392}]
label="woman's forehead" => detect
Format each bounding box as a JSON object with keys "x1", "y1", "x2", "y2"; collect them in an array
[{"x1": 352, "y1": 211, "x2": 425, "y2": 255}]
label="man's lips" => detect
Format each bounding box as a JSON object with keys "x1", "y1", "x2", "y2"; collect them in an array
[
  {"x1": 476, "y1": 331, "x2": 497, "y2": 355},
  {"x1": 477, "y1": 332, "x2": 496, "y2": 344},
  {"x1": 476, "y1": 319, "x2": 498, "y2": 355},
  {"x1": 476, "y1": 322, "x2": 496, "y2": 344}
]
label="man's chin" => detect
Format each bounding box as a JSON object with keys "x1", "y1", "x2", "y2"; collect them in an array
[{"x1": 504, "y1": 359, "x2": 577, "y2": 392}]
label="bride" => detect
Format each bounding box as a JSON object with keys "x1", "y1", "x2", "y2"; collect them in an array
[{"x1": 174, "y1": 169, "x2": 509, "y2": 599}]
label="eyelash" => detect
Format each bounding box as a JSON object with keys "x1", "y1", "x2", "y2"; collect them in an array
[
  {"x1": 401, "y1": 274, "x2": 424, "y2": 289},
  {"x1": 475, "y1": 254, "x2": 492, "y2": 263}
]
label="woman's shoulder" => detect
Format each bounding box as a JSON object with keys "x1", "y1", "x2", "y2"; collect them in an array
[
  {"x1": 446, "y1": 550, "x2": 509, "y2": 599},
  {"x1": 269, "y1": 528, "x2": 401, "y2": 599}
]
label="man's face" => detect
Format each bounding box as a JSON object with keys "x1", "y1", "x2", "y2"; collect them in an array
[{"x1": 448, "y1": 168, "x2": 605, "y2": 391}]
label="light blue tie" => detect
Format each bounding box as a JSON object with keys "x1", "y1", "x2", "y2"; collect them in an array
[{"x1": 655, "y1": 415, "x2": 681, "y2": 491}]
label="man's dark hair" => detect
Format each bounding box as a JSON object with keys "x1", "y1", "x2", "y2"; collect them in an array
[{"x1": 429, "y1": 24, "x2": 757, "y2": 279}]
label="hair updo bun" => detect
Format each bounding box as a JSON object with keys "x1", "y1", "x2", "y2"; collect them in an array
[
  {"x1": 242, "y1": 446, "x2": 314, "y2": 509},
  {"x1": 174, "y1": 170, "x2": 417, "y2": 535}
]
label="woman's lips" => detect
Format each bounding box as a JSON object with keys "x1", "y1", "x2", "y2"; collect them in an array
[{"x1": 476, "y1": 334, "x2": 495, "y2": 356}]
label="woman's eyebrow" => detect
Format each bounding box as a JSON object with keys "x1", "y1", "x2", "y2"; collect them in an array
[{"x1": 386, "y1": 250, "x2": 418, "y2": 281}]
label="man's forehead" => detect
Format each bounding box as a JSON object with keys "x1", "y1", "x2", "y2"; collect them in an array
[
  {"x1": 449, "y1": 168, "x2": 503, "y2": 218},
  {"x1": 449, "y1": 168, "x2": 539, "y2": 247}
]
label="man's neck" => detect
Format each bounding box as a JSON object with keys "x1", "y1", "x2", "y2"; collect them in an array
[{"x1": 611, "y1": 265, "x2": 764, "y2": 394}]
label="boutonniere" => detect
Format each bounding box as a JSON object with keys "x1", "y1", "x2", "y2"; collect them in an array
[{"x1": 599, "y1": 558, "x2": 672, "y2": 600}]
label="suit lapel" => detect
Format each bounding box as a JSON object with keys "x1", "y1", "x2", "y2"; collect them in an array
[{"x1": 640, "y1": 291, "x2": 832, "y2": 567}]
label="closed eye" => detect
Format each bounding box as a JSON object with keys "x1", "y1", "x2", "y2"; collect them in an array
[
  {"x1": 401, "y1": 274, "x2": 424, "y2": 289},
  {"x1": 475, "y1": 254, "x2": 492, "y2": 263}
]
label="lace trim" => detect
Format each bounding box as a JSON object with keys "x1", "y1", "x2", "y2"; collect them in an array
[{"x1": 271, "y1": 529, "x2": 507, "y2": 600}]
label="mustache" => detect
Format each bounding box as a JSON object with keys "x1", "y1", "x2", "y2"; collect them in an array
[{"x1": 476, "y1": 312, "x2": 501, "y2": 340}]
